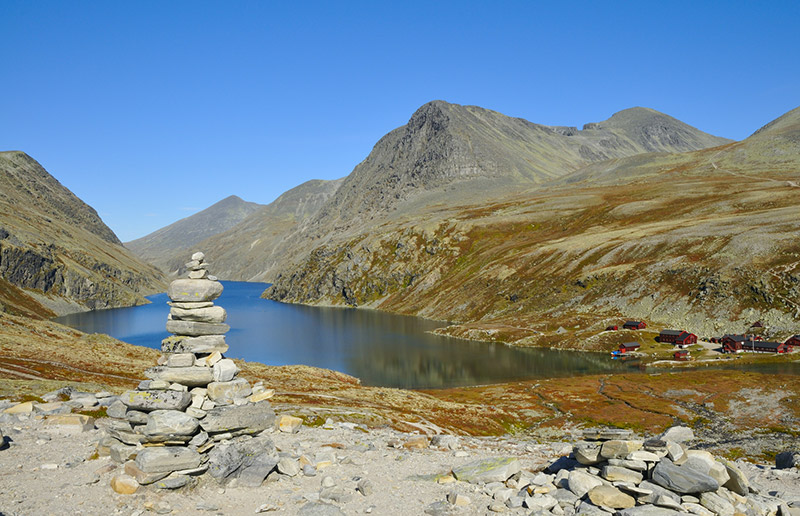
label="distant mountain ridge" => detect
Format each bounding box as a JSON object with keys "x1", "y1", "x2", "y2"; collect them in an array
[
  {"x1": 0, "y1": 151, "x2": 165, "y2": 317},
  {"x1": 125, "y1": 195, "x2": 263, "y2": 274}
]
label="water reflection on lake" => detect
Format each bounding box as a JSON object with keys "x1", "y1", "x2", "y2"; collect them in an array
[{"x1": 54, "y1": 282, "x2": 641, "y2": 388}]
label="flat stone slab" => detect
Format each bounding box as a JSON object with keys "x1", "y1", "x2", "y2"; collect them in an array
[
  {"x1": 199, "y1": 401, "x2": 276, "y2": 434},
  {"x1": 145, "y1": 366, "x2": 214, "y2": 387},
  {"x1": 43, "y1": 414, "x2": 95, "y2": 432},
  {"x1": 170, "y1": 306, "x2": 227, "y2": 323},
  {"x1": 452, "y1": 457, "x2": 521, "y2": 484},
  {"x1": 166, "y1": 320, "x2": 230, "y2": 337},
  {"x1": 135, "y1": 447, "x2": 201, "y2": 474},
  {"x1": 167, "y1": 279, "x2": 223, "y2": 303},
  {"x1": 161, "y1": 335, "x2": 229, "y2": 354},
  {"x1": 652, "y1": 458, "x2": 719, "y2": 494},
  {"x1": 120, "y1": 390, "x2": 192, "y2": 412},
  {"x1": 144, "y1": 410, "x2": 200, "y2": 437}
]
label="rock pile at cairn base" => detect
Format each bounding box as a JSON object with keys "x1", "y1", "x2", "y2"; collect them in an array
[{"x1": 96, "y1": 252, "x2": 282, "y2": 491}]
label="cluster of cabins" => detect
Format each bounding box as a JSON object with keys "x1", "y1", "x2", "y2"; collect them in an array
[
  {"x1": 610, "y1": 320, "x2": 798, "y2": 360},
  {"x1": 720, "y1": 334, "x2": 797, "y2": 354}
]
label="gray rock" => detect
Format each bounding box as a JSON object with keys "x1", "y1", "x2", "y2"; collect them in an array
[
  {"x1": 602, "y1": 465, "x2": 643, "y2": 484},
  {"x1": 699, "y1": 491, "x2": 734, "y2": 516},
  {"x1": 567, "y1": 469, "x2": 603, "y2": 498},
  {"x1": 297, "y1": 503, "x2": 345, "y2": 516},
  {"x1": 110, "y1": 442, "x2": 138, "y2": 463},
  {"x1": 153, "y1": 474, "x2": 192, "y2": 489},
  {"x1": 170, "y1": 305, "x2": 227, "y2": 323},
  {"x1": 212, "y1": 359, "x2": 239, "y2": 383},
  {"x1": 207, "y1": 443, "x2": 242, "y2": 480},
  {"x1": 682, "y1": 502, "x2": 714, "y2": 516},
  {"x1": 188, "y1": 269, "x2": 208, "y2": 279},
  {"x1": 721, "y1": 459, "x2": 750, "y2": 496},
  {"x1": 357, "y1": 478, "x2": 373, "y2": 496},
  {"x1": 524, "y1": 494, "x2": 558, "y2": 511},
  {"x1": 144, "y1": 366, "x2": 214, "y2": 387},
  {"x1": 166, "y1": 353, "x2": 195, "y2": 368},
  {"x1": 161, "y1": 335, "x2": 229, "y2": 354},
  {"x1": 600, "y1": 440, "x2": 642, "y2": 459},
  {"x1": 277, "y1": 457, "x2": 300, "y2": 476},
  {"x1": 144, "y1": 410, "x2": 199, "y2": 437},
  {"x1": 170, "y1": 300, "x2": 213, "y2": 309},
  {"x1": 206, "y1": 378, "x2": 252, "y2": 404},
  {"x1": 576, "y1": 501, "x2": 612, "y2": 515},
  {"x1": 106, "y1": 399, "x2": 128, "y2": 419},
  {"x1": 637, "y1": 481, "x2": 681, "y2": 505},
  {"x1": 574, "y1": 442, "x2": 603, "y2": 465},
  {"x1": 166, "y1": 320, "x2": 230, "y2": 337},
  {"x1": 452, "y1": 457, "x2": 521, "y2": 484},
  {"x1": 135, "y1": 447, "x2": 201, "y2": 474},
  {"x1": 643, "y1": 439, "x2": 668, "y2": 453},
  {"x1": 587, "y1": 485, "x2": 635, "y2": 509},
  {"x1": 582, "y1": 428, "x2": 633, "y2": 441},
  {"x1": 666, "y1": 441, "x2": 684, "y2": 462},
  {"x1": 424, "y1": 501, "x2": 461, "y2": 515},
  {"x1": 654, "y1": 495, "x2": 683, "y2": 511},
  {"x1": 199, "y1": 401, "x2": 275, "y2": 434},
  {"x1": 119, "y1": 390, "x2": 192, "y2": 412},
  {"x1": 125, "y1": 410, "x2": 148, "y2": 425},
  {"x1": 776, "y1": 451, "x2": 800, "y2": 469},
  {"x1": 431, "y1": 434, "x2": 460, "y2": 450},
  {"x1": 553, "y1": 488, "x2": 578, "y2": 506},
  {"x1": 652, "y1": 458, "x2": 719, "y2": 494},
  {"x1": 167, "y1": 278, "x2": 222, "y2": 303},
  {"x1": 660, "y1": 426, "x2": 694, "y2": 443},
  {"x1": 237, "y1": 452, "x2": 278, "y2": 487},
  {"x1": 627, "y1": 450, "x2": 661, "y2": 462},
  {"x1": 618, "y1": 505, "x2": 682, "y2": 515},
  {"x1": 607, "y1": 458, "x2": 647, "y2": 471}
]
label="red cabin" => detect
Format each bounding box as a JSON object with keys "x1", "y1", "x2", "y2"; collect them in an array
[
  {"x1": 619, "y1": 342, "x2": 640, "y2": 353},
  {"x1": 673, "y1": 349, "x2": 690, "y2": 360},
  {"x1": 659, "y1": 330, "x2": 698, "y2": 347},
  {"x1": 785, "y1": 335, "x2": 800, "y2": 349},
  {"x1": 606, "y1": 325, "x2": 618, "y2": 331},
  {"x1": 623, "y1": 321, "x2": 647, "y2": 330},
  {"x1": 722, "y1": 334, "x2": 751, "y2": 353}
]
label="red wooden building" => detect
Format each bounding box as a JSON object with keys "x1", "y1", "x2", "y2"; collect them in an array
[
  {"x1": 721, "y1": 334, "x2": 752, "y2": 353},
  {"x1": 606, "y1": 325, "x2": 618, "y2": 331},
  {"x1": 619, "y1": 342, "x2": 641, "y2": 353},
  {"x1": 673, "y1": 349, "x2": 690, "y2": 360},
  {"x1": 723, "y1": 334, "x2": 793, "y2": 353},
  {"x1": 785, "y1": 335, "x2": 800, "y2": 348},
  {"x1": 623, "y1": 321, "x2": 647, "y2": 330},
  {"x1": 659, "y1": 330, "x2": 698, "y2": 347}
]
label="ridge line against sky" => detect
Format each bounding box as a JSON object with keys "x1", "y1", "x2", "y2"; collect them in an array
[{"x1": 1, "y1": 0, "x2": 798, "y2": 241}]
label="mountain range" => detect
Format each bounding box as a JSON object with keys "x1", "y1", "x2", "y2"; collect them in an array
[{"x1": 126, "y1": 100, "x2": 800, "y2": 343}]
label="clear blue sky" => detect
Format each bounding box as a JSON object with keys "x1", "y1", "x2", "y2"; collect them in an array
[{"x1": 2, "y1": 1, "x2": 798, "y2": 241}]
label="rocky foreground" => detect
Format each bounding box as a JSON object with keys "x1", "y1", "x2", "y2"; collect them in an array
[{"x1": 1, "y1": 389, "x2": 799, "y2": 516}]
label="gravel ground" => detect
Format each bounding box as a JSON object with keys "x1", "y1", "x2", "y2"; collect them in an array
[{"x1": 1, "y1": 410, "x2": 798, "y2": 516}]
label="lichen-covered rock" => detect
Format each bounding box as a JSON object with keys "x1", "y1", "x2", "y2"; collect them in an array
[
  {"x1": 143, "y1": 410, "x2": 199, "y2": 437},
  {"x1": 144, "y1": 366, "x2": 214, "y2": 387},
  {"x1": 199, "y1": 401, "x2": 276, "y2": 435},
  {"x1": 161, "y1": 335, "x2": 229, "y2": 354},
  {"x1": 119, "y1": 390, "x2": 192, "y2": 412},
  {"x1": 451, "y1": 457, "x2": 521, "y2": 484},
  {"x1": 167, "y1": 279, "x2": 223, "y2": 302},
  {"x1": 134, "y1": 447, "x2": 201, "y2": 474}
]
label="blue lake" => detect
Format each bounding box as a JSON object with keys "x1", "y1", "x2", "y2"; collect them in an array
[
  {"x1": 55, "y1": 282, "x2": 800, "y2": 388},
  {"x1": 53, "y1": 281, "x2": 645, "y2": 388}
]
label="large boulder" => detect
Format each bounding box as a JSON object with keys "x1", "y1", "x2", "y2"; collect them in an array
[
  {"x1": 451, "y1": 457, "x2": 521, "y2": 484},
  {"x1": 200, "y1": 401, "x2": 276, "y2": 435},
  {"x1": 567, "y1": 469, "x2": 603, "y2": 498},
  {"x1": 651, "y1": 458, "x2": 719, "y2": 494},
  {"x1": 119, "y1": 390, "x2": 192, "y2": 412},
  {"x1": 167, "y1": 279, "x2": 223, "y2": 303},
  {"x1": 660, "y1": 426, "x2": 694, "y2": 443},
  {"x1": 775, "y1": 451, "x2": 800, "y2": 469}
]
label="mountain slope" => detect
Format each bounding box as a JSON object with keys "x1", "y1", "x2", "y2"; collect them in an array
[
  {"x1": 265, "y1": 106, "x2": 800, "y2": 344},
  {"x1": 182, "y1": 178, "x2": 344, "y2": 281},
  {"x1": 125, "y1": 195, "x2": 263, "y2": 273},
  {"x1": 305, "y1": 101, "x2": 732, "y2": 233},
  {"x1": 0, "y1": 151, "x2": 166, "y2": 316}
]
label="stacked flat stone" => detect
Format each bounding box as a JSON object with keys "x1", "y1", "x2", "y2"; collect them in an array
[{"x1": 96, "y1": 252, "x2": 278, "y2": 490}]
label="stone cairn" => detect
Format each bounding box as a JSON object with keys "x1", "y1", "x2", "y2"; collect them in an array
[{"x1": 97, "y1": 252, "x2": 294, "y2": 492}]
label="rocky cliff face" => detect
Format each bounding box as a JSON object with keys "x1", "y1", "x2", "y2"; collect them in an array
[
  {"x1": 265, "y1": 106, "x2": 800, "y2": 344},
  {"x1": 0, "y1": 151, "x2": 166, "y2": 317}
]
